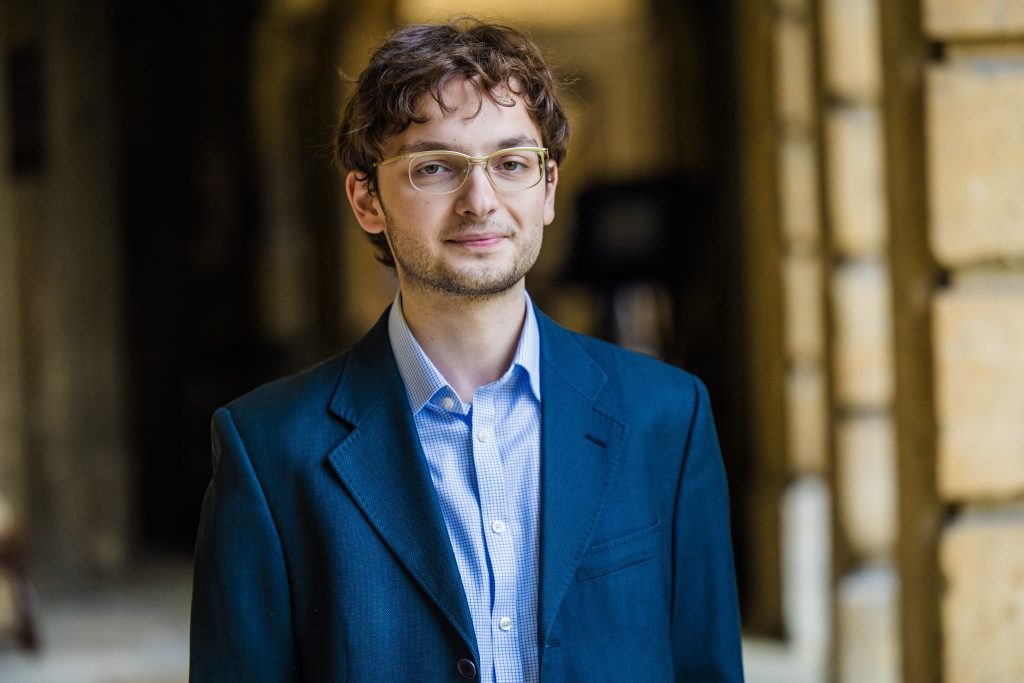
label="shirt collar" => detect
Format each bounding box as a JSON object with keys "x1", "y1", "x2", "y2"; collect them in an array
[{"x1": 388, "y1": 290, "x2": 542, "y2": 413}]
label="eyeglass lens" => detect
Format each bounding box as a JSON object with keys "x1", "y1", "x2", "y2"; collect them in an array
[{"x1": 407, "y1": 149, "x2": 544, "y2": 193}]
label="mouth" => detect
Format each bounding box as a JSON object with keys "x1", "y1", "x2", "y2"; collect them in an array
[{"x1": 445, "y1": 232, "x2": 509, "y2": 249}]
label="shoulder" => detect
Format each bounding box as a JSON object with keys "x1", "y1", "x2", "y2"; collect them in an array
[
  {"x1": 219, "y1": 350, "x2": 351, "y2": 438},
  {"x1": 221, "y1": 308, "x2": 392, "y2": 433}
]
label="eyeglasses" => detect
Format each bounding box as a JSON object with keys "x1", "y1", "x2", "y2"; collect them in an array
[{"x1": 374, "y1": 146, "x2": 549, "y2": 195}]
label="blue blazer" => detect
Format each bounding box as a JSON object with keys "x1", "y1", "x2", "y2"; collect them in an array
[{"x1": 190, "y1": 307, "x2": 743, "y2": 681}]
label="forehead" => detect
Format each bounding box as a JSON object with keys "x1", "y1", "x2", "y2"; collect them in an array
[{"x1": 388, "y1": 78, "x2": 543, "y2": 156}]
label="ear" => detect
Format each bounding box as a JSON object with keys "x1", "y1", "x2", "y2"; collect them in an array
[
  {"x1": 345, "y1": 170, "x2": 386, "y2": 234},
  {"x1": 543, "y1": 162, "x2": 559, "y2": 226}
]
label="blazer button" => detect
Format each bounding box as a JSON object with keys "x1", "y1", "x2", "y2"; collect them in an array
[{"x1": 456, "y1": 658, "x2": 477, "y2": 679}]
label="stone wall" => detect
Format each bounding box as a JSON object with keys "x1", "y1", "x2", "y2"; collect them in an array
[
  {"x1": 924, "y1": 1, "x2": 1024, "y2": 679},
  {"x1": 728, "y1": 0, "x2": 1024, "y2": 677}
]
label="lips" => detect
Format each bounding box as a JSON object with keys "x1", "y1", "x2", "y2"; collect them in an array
[{"x1": 445, "y1": 231, "x2": 510, "y2": 248}]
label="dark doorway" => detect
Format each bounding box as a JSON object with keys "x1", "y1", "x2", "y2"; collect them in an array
[{"x1": 114, "y1": 1, "x2": 278, "y2": 552}]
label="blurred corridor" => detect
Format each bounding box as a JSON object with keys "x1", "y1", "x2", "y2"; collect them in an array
[{"x1": 3, "y1": 0, "x2": 1024, "y2": 681}]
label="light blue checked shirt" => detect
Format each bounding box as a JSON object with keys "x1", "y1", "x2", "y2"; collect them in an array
[{"x1": 388, "y1": 292, "x2": 541, "y2": 683}]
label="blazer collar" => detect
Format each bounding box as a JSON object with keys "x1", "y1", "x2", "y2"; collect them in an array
[
  {"x1": 534, "y1": 310, "x2": 627, "y2": 648},
  {"x1": 325, "y1": 309, "x2": 479, "y2": 661}
]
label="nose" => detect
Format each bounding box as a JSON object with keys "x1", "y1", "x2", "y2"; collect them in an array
[{"x1": 453, "y1": 162, "x2": 500, "y2": 218}]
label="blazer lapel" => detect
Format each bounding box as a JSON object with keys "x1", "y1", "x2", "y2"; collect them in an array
[
  {"x1": 324, "y1": 311, "x2": 478, "y2": 661},
  {"x1": 535, "y1": 312, "x2": 627, "y2": 646}
]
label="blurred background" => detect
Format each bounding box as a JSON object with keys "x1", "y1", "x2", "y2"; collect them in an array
[{"x1": 1, "y1": 0, "x2": 1023, "y2": 681}]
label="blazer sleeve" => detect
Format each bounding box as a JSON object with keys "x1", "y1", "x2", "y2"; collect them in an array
[
  {"x1": 190, "y1": 407, "x2": 298, "y2": 682},
  {"x1": 671, "y1": 378, "x2": 745, "y2": 681}
]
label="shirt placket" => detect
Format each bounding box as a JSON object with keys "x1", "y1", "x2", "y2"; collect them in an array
[{"x1": 470, "y1": 387, "x2": 521, "y2": 683}]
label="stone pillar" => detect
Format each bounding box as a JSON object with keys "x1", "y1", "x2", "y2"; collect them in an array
[
  {"x1": 251, "y1": 0, "x2": 346, "y2": 361},
  {"x1": 821, "y1": 0, "x2": 902, "y2": 680},
  {"x1": 0, "y1": 1, "x2": 28, "y2": 521},
  {"x1": 5, "y1": 0, "x2": 130, "y2": 575},
  {"x1": 923, "y1": 2, "x2": 1024, "y2": 680},
  {"x1": 771, "y1": 0, "x2": 832, "y2": 675}
]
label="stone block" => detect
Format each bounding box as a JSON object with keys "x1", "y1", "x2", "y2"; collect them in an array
[
  {"x1": 826, "y1": 106, "x2": 888, "y2": 257},
  {"x1": 837, "y1": 415, "x2": 897, "y2": 558},
  {"x1": 823, "y1": 0, "x2": 882, "y2": 101},
  {"x1": 778, "y1": 136, "x2": 821, "y2": 246},
  {"x1": 775, "y1": 17, "x2": 815, "y2": 127},
  {"x1": 924, "y1": 0, "x2": 1024, "y2": 38},
  {"x1": 783, "y1": 253, "x2": 825, "y2": 362},
  {"x1": 941, "y1": 514, "x2": 1024, "y2": 682},
  {"x1": 786, "y1": 367, "x2": 829, "y2": 474},
  {"x1": 934, "y1": 288, "x2": 1024, "y2": 499},
  {"x1": 837, "y1": 567, "x2": 901, "y2": 683},
  {"x1": 928, "y1": 58, "x2": 1024, "y2": 266},
  {"x1": 832, "y1": 260, "x2": 894, "y2": 408},
  {"x1": 782, "y1": 476, "x2": 831, "y2": 666}
]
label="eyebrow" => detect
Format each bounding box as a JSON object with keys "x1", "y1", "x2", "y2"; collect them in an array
[{"x1": 394, "y1": 135, "x2": 540, "y2": 156}]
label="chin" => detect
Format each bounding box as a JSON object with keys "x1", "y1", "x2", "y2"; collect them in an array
[{"x1": 434, "y1": 275, "x2": 522, "y2": 298}]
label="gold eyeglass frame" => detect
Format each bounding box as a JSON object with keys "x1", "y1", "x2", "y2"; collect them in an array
[{"x1": 374, "y1": 146, "x2": 549, "y2": 195}]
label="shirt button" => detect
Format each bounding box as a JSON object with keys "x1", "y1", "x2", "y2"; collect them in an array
[
  {"x1": 491, "y1": 519, "x2": 507, "y2": 534},
  {"x1": 441, "y1": 397, "x2": 455, "y2": 411},
  {"x1": 456, "y1": 658, "x2": 477, "y2": 679},
  {"x1": 476, "y1": 428, "x2": 491, "y2": 443},
  {"x1": 499, "y1": 616, "x2": 513, "y2": 631}
]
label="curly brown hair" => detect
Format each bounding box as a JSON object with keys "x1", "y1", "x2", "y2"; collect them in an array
[{"x1": 333, "y1": 18, "x2": 571, "y2": 267}]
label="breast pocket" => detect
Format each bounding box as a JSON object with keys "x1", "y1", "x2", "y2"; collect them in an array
[{"x1": 576, "y1": 519, "x2": 662, "y2": 582}]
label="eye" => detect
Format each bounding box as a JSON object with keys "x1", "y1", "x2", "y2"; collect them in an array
[
  {"x1": 413, "y1": 161, "x2": 451, "y2": 176},
  {"x1": 492, "y1": 154, "x2": 531, "y2": 175}
]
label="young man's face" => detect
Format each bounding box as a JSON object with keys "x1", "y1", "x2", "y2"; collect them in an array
[{"x1": 347, "y1": 78, "x2": 558, "y2": 299}]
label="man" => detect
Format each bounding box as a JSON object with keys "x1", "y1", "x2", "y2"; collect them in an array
[{"x1": 190, "y1": 19, "x2": 743, "y2": 682}]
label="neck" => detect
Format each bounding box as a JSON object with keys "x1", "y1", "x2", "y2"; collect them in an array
[{"x1": 398, "y1": 282, "x2": 528, "y2": 403}]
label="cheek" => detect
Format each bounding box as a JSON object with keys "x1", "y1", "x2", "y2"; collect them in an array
[
  {"x1": 404, "y1": 191, "x2": 446, "y2": 215},
  {"x1": 382, "y1": 193, "x2": 444, "y2": 227}
]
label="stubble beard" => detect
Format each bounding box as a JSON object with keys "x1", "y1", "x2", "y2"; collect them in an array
[{"x1": 383, "y1": 211, "x2": 542, "y2": 301}]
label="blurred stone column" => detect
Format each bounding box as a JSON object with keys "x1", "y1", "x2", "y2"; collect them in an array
[
  {"x1": 5, "y1": 0, "x2": 130, "y2": 575},
  {"x1": 0, "y1": 3, "x2": 28, "y2": 521},
  {"x1": 771, "y1": 0, "x2": 832, "y2": 676},
  {"x1": 251, "y1": 0, "x2": 324, "y2": 362},
  {"x1": 924, "y1": 3, "x2": 1024, "y2": 676},
  {"x1": 821, "y1": 0, "x2": 902, "y2": 680}
]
